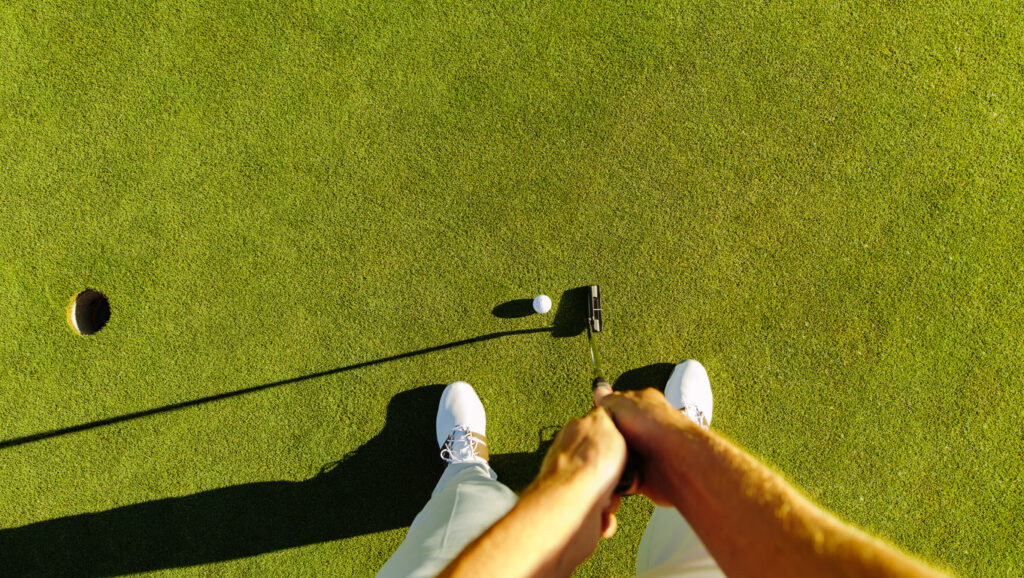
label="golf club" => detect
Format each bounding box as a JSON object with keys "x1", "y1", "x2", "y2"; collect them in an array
[
  {"x1": 587, "y1": 285, "x2": 610, "y2": 391},
  {"x1": 585, "y1": 284, "x2": 637, "y2": 494}
]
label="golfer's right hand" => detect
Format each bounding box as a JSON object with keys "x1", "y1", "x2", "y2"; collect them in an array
[{"x1": 593, "y1": 387, "x2": 696, "y2": 507}]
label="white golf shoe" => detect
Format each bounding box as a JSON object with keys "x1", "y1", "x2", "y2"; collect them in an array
[
  {"x1": 436, "y1": 381, "x2": 489, "y2": 464},
  {"x1": 665, "y1": 360, "x2": 713, "y2": 429}
]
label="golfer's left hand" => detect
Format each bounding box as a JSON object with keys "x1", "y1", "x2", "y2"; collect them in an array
[{"x1": 528, "y1": 406, "x2": 628, "y2": 570}]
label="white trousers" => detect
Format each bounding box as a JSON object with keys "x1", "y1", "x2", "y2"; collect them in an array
[{"x1": 376, "y1": 462, "x2": 723, "y2": 577}]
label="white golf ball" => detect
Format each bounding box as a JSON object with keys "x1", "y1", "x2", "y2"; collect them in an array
[{"x1": 533, "y1": 294, "x2": 552, "y2": 314}]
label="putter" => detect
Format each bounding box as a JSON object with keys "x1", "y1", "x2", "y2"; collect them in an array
[
  {"x1": 585, "y1": 284, "x2": 638, "y2": 493},
  {"x1": 587, "y1": 285, "x2": 610, "y2": 391}
]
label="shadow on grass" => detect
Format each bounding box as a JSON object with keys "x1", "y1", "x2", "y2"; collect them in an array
[
  {"x1": 614, "y1": 363, "x2": 676, "y2": 392},
  {"x1": 550, "y1": 286, "x2": 590, "y2": 338},
  {"x1": 491, "y1": 298, "x2": 534, "y2": 318},
  {"x1": 0, "y1": 288, "x2": 594, "y2": 574},
  {"x1": 0, "y1": 328, "x2": 550, "y2": 451},
  {"x1": 0, "y1": 384, "x2": 555, "y2": 576},
  {"x1": 2, "y1": 287, "x2": 594, "y2": 452},
  {"x1": 490, "y1": 426, "x2": 557, "y2": 491}
]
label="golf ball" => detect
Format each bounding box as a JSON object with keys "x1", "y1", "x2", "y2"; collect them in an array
[{"x1": 533, "y1": 294, "x2": 552, "y2": 314}]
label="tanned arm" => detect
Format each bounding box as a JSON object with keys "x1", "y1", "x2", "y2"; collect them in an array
[
  {"x1": 597, "y1": 387, "x2": 948, "y2": 578},
  {"x1": 437, "y1": 407, "x2": 627, "y2": 578}
]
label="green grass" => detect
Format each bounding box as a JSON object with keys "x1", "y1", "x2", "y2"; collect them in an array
[{"x1": 2, "y1": 0, "x2": 1022, "y2": 575}]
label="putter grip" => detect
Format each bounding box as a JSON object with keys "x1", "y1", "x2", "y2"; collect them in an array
[
  {"x1": 590, "y1": 377, "x2": 639, "y2": 494},
  {"x1": 615, "y1": 458, "x2": 639, "y2": 495}
]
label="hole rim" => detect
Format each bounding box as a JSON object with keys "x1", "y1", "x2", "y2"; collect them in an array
[{"x1": 67, "y1": 289, "x2": 111, "y2": 336}]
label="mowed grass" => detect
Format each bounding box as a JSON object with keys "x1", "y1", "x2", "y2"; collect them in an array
[{"x1": 1, "y1": 0, "x2": 1021, "y2": 575}]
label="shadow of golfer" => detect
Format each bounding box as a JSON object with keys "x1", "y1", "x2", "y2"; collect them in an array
[
  {"x1": 2, "y1": 287, "x2": 592, "y2": 453},
  {"x1": 0, "y1": 328, "x2": 551, "y2": 451},
  {"x1": 614, "y1": 363, "x2": 677, "y2": 392},
  {"x1": 0, "y1": 385, "x2": 553, "y2": 576},
  {"x1": 0, "y1": 287, "x2": 593, "y2": 574}
]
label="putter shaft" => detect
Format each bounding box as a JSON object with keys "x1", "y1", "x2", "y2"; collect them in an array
[{"x1": 587, "y1": 285, "x2": 608, "y2": 390}]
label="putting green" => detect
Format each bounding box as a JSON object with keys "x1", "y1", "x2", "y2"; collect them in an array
[{"x1": 1, "y1": 1, "x2": 1021, "y2": 575}]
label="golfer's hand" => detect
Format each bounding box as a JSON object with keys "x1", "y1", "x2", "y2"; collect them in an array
[
  {"x1": 593, "y1": 387, "x2": 695, "y2": 507},
  {"x1": 526, "y1": 406, "x2": 628, "y2": 572}
]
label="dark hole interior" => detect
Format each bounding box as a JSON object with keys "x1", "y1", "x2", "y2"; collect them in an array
[{"x1": 74, "y1": 290, "x2": 111, "y2": 335}]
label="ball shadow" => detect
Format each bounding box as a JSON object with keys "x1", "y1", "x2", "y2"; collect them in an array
[
  {"x1": 491, "y1": 299, "x2": 536, "y2": 319},
  {"x1": 491, "y1": 287, "x2": 590, "y2": 339}
]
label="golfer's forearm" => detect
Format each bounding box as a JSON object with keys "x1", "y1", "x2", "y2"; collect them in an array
[
  {"x1": 663, "y1": 420, "x2": 945, "y2": 578},
  {"x1": 437, "y1": 474, "x2": 594, "y2": 578}
]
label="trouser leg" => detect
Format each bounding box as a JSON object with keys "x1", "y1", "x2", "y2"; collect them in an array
[
  {"x1": 635, "y1": 505, "x2": 724, "y2": 578},
  {"x1": 376, "y1": 462, "x2": 518, "y2": 578}
]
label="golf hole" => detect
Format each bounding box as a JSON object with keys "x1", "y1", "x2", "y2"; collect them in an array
[{"x1": 68, "y1": 289, "x2": 111, "y2": 336}]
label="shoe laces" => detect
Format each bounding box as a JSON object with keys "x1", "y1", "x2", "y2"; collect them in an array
[
  {"x1": 682, "y1": 405, "x2": 710, "y2": 430},
  {"x1": 440, "y1": 425, "x2": 486, "y2": 463}
]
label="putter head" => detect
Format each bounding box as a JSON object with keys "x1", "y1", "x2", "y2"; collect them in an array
[{"x1": 587, "y1": 285, "x2": 602, "y2": 333}]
